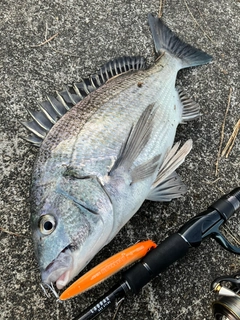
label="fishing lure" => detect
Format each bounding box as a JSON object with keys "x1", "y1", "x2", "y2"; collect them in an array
[{"x1": 60, "y1": 240, "x2": 156, "y2": 300}]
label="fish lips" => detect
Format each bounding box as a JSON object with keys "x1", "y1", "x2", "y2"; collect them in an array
[
  {"x1": 41, "y1": 248, "x2": 73, "y2": 288},
  {"x1": 39, "y1": 224, "x2": 90, "y2": 289},
  {"x1": 39, "y1": 220, "x2": 91, "y2": 289}
]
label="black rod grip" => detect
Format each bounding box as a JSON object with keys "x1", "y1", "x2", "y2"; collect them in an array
[{"x1": 123, "y1": 233, "x2": 189, "y2": 294}]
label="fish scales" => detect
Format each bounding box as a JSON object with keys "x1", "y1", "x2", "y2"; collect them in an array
[
  {"x1": 26, "y1": 14, "x2": 212, "y2": 290},
  {"x1": 34, "y1": 58, "x2": 177, "y2": 183},
  {"x1": 32, "y1": 64, "x2": 173, "y2": 214}
]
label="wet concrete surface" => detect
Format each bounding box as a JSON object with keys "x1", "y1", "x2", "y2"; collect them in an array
[{"x1": 0, "y1": 0, "x2": 239, "y2": 319}]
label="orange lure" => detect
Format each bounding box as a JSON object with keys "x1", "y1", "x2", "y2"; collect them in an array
[{"x1": 60, "y1": 240, "x2": 157, "y2": 300}]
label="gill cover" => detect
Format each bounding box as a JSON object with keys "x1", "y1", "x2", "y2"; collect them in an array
[{"x1": 31, "y1": 176, "x2": 113, "y2": 274}]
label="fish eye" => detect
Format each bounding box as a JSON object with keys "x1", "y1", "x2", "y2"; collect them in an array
[{"x1": 39, "y1": 215, "x2": 56, "y2": 235}]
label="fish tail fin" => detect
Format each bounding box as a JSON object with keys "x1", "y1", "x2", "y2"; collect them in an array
[{"x1": 148, "y1": 13, "x2": 212, "y2": 68}]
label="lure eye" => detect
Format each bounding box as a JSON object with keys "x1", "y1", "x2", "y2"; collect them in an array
[{"x1": 39, "y1": 215, "x2": 56, "y2": 235}]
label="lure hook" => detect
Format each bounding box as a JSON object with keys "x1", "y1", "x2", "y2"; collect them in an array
[{"x1": 40, "y1": 282, "x2": 59, "y2": 299}]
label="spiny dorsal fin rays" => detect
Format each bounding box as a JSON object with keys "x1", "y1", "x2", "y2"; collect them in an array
[
  {"x1": 109, "y1": 103, "x2": 158, "y2": 178},
  {"x1": 23, "y1": 135, "x2": 43, "y2": 147},
  {"x1": 27, "y1": 109, "x2": 53, "y2": 131},
  {"x1": 51, "y1": 93, "x2": 71, "y2": 112},
  {"x1": 151, "y1": 139, "x2": 192, "y2": 190},
  {"x1": 21, "y1": 120, "x2": 47, "y2": 139},
  {"x1": 58, "y1": 90, "x2": 80, "y2": 106},
  {"x1": 22, "y1": 56, "x2": 146, "y2": 147}
]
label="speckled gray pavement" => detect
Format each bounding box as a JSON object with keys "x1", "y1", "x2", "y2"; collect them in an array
[{"x1": 1, "y1": 0, "x2": 239, "y2": 319}]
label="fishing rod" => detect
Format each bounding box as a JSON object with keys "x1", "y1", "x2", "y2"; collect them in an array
[{"x1": 68, "y1": 187, "x2": 240, "y2": 320}]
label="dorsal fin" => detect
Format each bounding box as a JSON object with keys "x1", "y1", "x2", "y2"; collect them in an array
[{"x1": 22, "y1": 56, "x2": 146, "y2": 147}]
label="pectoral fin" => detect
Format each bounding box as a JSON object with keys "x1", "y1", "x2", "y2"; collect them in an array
[
  {"x1": 131, "y1": 154, "x2": 161, "y2": 184},
  {"x1": 109, "y1": 103, "x2": 159, "y2": 183}
]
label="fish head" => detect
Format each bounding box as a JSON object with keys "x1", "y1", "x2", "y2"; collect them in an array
[{"x1": 31, "y1": 176, "x2": 113, "y2": 289}]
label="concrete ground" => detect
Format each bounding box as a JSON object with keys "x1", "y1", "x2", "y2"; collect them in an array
[{"x1": 0, "y1": 0, "x2": 239, "y2": 319}]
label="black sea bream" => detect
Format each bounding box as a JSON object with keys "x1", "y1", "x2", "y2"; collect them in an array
[{"x1": 23, "y1": 14, "x2": 212, "y2": 289}]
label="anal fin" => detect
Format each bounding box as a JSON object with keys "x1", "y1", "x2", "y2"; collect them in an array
[
  {"x1": 147, "y1": 140, "x2": 192, "y2": 201},
  {"x1": 147, "y1": 171, "x2": 187, "y2": 201},
  {"x1": 177, "y1": 87, "x2": 201, "y2": 123}
]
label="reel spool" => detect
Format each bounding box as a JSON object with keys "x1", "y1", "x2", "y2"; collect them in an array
[
  {"x1": 212, "y1": 296, "x2": 240, "y2": 320},
  {"x1": 212, "y1": 275, "x2": 240, "y2": 320}
]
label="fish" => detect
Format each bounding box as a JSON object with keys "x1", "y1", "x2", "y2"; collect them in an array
[{"x1": 24, "y1": 13, "x2": 212, "y2": 290}]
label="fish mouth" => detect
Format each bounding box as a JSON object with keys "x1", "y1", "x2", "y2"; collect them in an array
[
  {"x1": 41, "y1": 247, "x2": 74, "y2": 290},
  {"x1": 40, "y1": 224, "x2": 90, "y2": 289}
]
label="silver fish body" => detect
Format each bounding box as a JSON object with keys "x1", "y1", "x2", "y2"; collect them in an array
[{"x1": 29, "y1": 14, "x2": 212, "y2": 289}]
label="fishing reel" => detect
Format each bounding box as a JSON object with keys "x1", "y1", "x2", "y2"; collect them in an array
[{"x1": 212, "y1": 273, "x2": 240, "y2": 319}]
